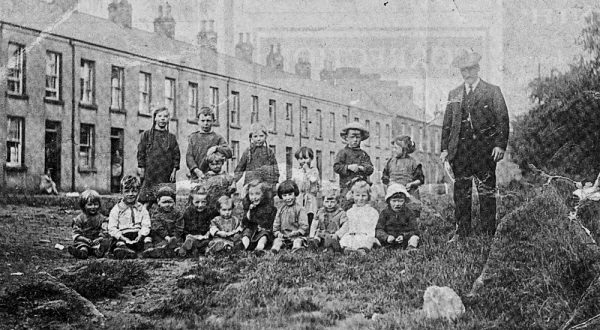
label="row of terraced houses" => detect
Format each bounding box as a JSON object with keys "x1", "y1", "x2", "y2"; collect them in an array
[{"x1": 0, "y1": 0, "x2": 443, "y2": 194}]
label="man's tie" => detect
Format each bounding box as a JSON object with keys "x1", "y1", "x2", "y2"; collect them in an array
[{"x1": 468, "y1": 84, "x2": 473, "y2": 95}]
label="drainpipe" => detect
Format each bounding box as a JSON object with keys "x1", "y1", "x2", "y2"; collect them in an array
[
  {"x1": 69, "y1": 39, "x2": 76, "y2": 191},
  {"x1": 226, "y1": 78, "x2": 231, "y2": 143},
  {"x1": 298, "y1": 96, "x2": 303, "y2": 148}
]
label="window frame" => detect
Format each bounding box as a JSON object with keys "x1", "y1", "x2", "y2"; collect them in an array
[
  {"x1": 79, "y1": 124, "x2": 95, "y2": 171},
  {"x1": 251, "y1": 95, "x2": 259, "y2": 124},
  {"x1": 268, "y1": 99, "x2": 277, "y2": 133},
  {"x1": 138, "y1": 72, "x2": 151, "y2": 114},
  {"x1": 285, "y1": 103, "x2": 294, "y2": 135},
  {"x1": 329, "y1": 112, "x2": 335, "y2": 141},
  {"x1": 110, "y1": 66, "x2": 125, "y2": 112},
  {"x1": 231, "y1": 140, "x2": 240, "y2": 171},
  {"x1": 386, "y1": 123, "x2": 391, "y2": 147},
  {"x1": 210, "y1": 86, "x2": 220, "y2": 126},
  {"x1": 364, "y1": 119, "x2": 371, "y2": 146},
  {"x1": 188, "y1": 82, "x2": 199, "y2": 121},
  {"x1": 301, "y1": 106, "x2": 309, "y2": 138},
  {"x1": 375, "y1": 122, "x2": 381, "y2": 147},
  {"x1": 45, "y1": 51, "x2": 61, "y2": 100},
  {"x1": 230, "y1": 91, "x2": 240, "y2": 126},
  {"x1": 165, "y1": 77, "x2": 176, "y2": 117},
  {"x1": 329, "y1": 151, "x2": 336, "y2": 181},
  {"x1": 6, "y1": 116, "x2": 25, "y2": 168},
  {"x1": 316, "y1": 109, "x2": 323, "y2": 140},
  {"x1": 80, "y1": 59, "x2": 95, "y2": 106},
  {"x1": 7, "y1": 42, "x2": 26, "y2": 96}
]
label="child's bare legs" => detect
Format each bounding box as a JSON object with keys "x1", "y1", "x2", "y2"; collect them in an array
[
  {"x1": 242, "y1": 236, "x2": 250, "y2": 250},
  {"x1": 255, "y1": 236, "x2": 268, "y2": 250},
  {"x1": 271, "y1": 237, "x2": 284, "y2": 252},
  {"x1": 291, "y1": 238, "x2": 304, "y2": 250}
]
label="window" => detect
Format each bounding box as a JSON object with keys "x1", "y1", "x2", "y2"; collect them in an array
[
  {"x1": 230, "y1": 91, "x2": 240, "y2": 125},
  {"x1": 375, "y1": 122, "x2": 381, "y2": 146},
  {"x1": 231, "y1": 140, "x2": 240, "y2": 170},
  {"x1": 402, "y1": 123, "x2": 406, "y2": 135},
  {"x1": 210, "y1": 87, "x2": 219, "y2": 124},
  {"x1": 286, "y1": 103, "x2": 293, "y2": 134},
  {"x1": 301, "y1": 106, "x2": 309, "y2": 137},
  {"x1": 188, "y1": 82, "x2": 198, "y2": 120},
  {"x1": 329, "y1": 151, "x2": 336, "y2": 181},
  {"x1": 386, "y1": 124, "x2": 391, "y2": 146},
  {"x1": 435, "y1": 131, "x2": 441, "y2": 153},
  {"x1": 316, "y1": 109, "x2": 322, "y2": 139},
  {"x1": 354, "y1": 117, "x2": 359, "y2": 122},
  {"x1": 138, "y1": 72, "x2": 151, "y2": 114},
  {"x1": 7, "y1": 43, "x2": 25, "y2": 95},
  {"x1": 376, "y1": 157, "x2": 381, "y2": 173},
  {"x1": 251, "y1": 95, "x2": 259, "y2": 123},
  {"x1": 286, "y1": 147, "x2": 293, "y2": 180},
  {"x1": 6, "y1": 117, "x2": 24, "y2": 167},
  {"x1": 80, "y1": 59, "x2": 95, "y2": 104},
  {"x1": 329, "y1": 112, "x2": 335, "y2": 141},
  {"x1": 110, "y1": 66, "x2": 124, "y2": 111},
  {"x1": 342, "y1": 114, "x2": 348, "y2": 125},
  {"x1": 268, "y1": 99, "x2": 277, "y2": 132},
  {"x1": 364, "y1": 120, "x2": 371, "y2": 145},
  {"x1": 165, "y1": 78, "x2": 176, "y2": 116},
  {"x1": 79, "y1": 124, "x2": 95, "y2": 169},
  {"x1": 45, "y1": 51, "x2": 61, "y2": 100},
  {"x1": 419, "y1": 127, "x2": 424, "y2": 151}
]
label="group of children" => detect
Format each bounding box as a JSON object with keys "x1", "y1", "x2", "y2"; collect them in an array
[{"x1": 68, "y1": 107, "x2": 426, "y2": 259}]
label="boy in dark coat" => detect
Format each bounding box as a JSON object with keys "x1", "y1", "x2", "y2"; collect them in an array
[
  {"x1": 375, "y1": 183, "x2": 420, "y2": 249},
  {"x1": 142, "y1": 186, "x2": 183, "y2": 258}
]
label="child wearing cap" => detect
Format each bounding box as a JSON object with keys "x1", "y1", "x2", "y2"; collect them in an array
[
  {"x1": 375, "y1": 183, "x2": 420, "y2": 249},
  {"x1": 336, "y1": 178, "x2": 380, "y2": 253},
  {"x1": 382, "y1": 135, "x2": 424, "y2": 217},
  {"x1": 143, "y1": 186, "x2": 183, "y2": 258},
  {"x1": 234, "y1": 123, "x2": 280, "y2": 194},
  {"x1": 307, "y1": 185, "x2": 347, "y2": 252},
  {"x1": 333, "y1": 122, "x2": 374, "y2": 210}
]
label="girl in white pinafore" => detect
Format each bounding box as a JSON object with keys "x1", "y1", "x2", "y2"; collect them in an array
[{"x1": 336, "y1": 178, "x2": 380, "y2": 251}]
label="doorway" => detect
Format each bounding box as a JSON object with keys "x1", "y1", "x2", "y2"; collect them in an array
[
  {"x1": 44, "y1": 121, "x2": 61, "y2": 189},
  {"x1": 110, "y1": 128, "x2": 124, "y2": 193}
]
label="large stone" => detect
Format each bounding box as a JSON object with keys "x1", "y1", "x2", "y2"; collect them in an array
[{"x1": 422, "y1": 286, "x2": 465, "y2": 321}]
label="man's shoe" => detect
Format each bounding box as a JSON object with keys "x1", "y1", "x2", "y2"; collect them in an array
[
  {"x1": 68, "y1": 246, "x2": 88, "y2": 259},
  {"x1": 113, "y1": 247, "x2": 137, "y2": 260}
]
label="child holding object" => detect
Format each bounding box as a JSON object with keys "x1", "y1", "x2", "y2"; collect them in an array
[
  {"x1": 336, "y1": 178, "x2": 380, "y2": 253},
  {"x1": 333, "y1": 122, "x2": 374, "y2": 210},
  {"x1": 376, "y1": 184, "x2": 420, "y2": 250},
  {"x1": 108, "y1": 176, "x2": 152, "y2": 259},
  {"x1": 307, "y1": 185, "x2": 346, "y2": 252},
  {"x1": 208, "y1": 196, "x2": 243, "y2": 254},
  {"x1": 178, "y1": 184, "x2": 213, "y2": 257},
  {"x1": 143, "y1": 186, "x2": 183, "y2": 258},
  {"x1": 241, "y1": 180, "x2": 278, "y2": 253},
  {"x1": 292, "y1": 147, "x2": 320, "y2": 229},
  {"x1": 68, "y1": 189, "x2": 111, "y2": 259},
  {"x1": 382, "y1": 135, "x2": 424, "y2": 217},
  {"x1": 271, "y1": 180, "x2": 310, "y2": 253}
]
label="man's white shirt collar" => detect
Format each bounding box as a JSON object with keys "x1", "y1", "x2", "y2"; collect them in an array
[{"x1": 464, "y1": 78, "x2": 481, "y2": 92}]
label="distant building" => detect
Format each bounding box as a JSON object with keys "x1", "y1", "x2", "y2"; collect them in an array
[{"x1": 0, "y1": 0, "x2": 442, "y2": 194}]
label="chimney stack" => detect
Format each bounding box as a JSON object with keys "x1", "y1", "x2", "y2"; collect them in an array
[
  {"x1": 197, "y1": 19, "x2": 218, "y2": 51},
  {"x1": 154, "y1": 2, "x2": 176, "y2": 39},
  {"x1": 108, "y1": 0, "x2": 133, "y2": 29}
]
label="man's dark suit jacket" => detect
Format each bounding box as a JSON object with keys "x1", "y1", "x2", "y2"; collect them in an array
[{"x1": 441, "y1": 80, "x2": 509, "y2": 162}]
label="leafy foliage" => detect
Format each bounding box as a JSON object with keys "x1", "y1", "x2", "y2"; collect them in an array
[{"x1": 511, "y1": 11, "x2": 600, "y2": 180}]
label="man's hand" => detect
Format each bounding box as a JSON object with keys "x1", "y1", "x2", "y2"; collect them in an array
[
  {"x1": 387, "y1": 235, "x2": 395, "y2": 243},
  {"x1": 347, "y1": 164, "x2": 360, "y2": 172},
  {"x1": 440, "y1": 150, "x2": 448, "y2": 163},
  {"x1": 194, "y1": 168, "x2": 204, "y2": 180},
  {"x1": 170, "y1": 169, "x2": 177, "y2": 183},
  {"x1": 491, "y1": 147, "x2": 505, "y2": 162},
  {"x1": 137, "y1": 167, "x2": 145, "y2": 178}
]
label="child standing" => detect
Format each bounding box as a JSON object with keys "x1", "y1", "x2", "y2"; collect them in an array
[
  {"x1": 292, "y1": 147, "x2": 320, "y2": 229},
  {"x1": 204, "y1": 149, "x2": 236, "y2": 215},
  {"x1": 137, "y1": 107, "x2": 181, "y2": 210},
  {"x1": 241, "y1": 180, "x2": 278, "y2": 252},
  {"x1": 108, "y1": 176, "x2": 152, "y2": 260},
  {"x1": 178, "y1": 184, "x2": 214, "y2": 257},
  {"x1": 234, "y1": 123, "x2": 280, "y2": 194},
  {"x1": 333, "y1": 122, "x2": 374, "y2": 210},
  {"x1": 208, "y1": 196, "x2": 243, "y2": 254},
  {"x1": 68, "y1": 189, "x2": 111, "y2": 259},
  {"x1": 381, "y1": 135, "x2": 424, "y2": 217},
  {"x1": 336, "y1": 178, "x2": 380, "y2": 253},
  {"x1": 186, "y1": 107, "x2": 232, "y2": 181},
  {"x1": 376, "y1": 184, "x2": 420, "y2": 249},
  {"x1": 143, "y1": 186, "x2": 183, "y2": 258},
  {"x1": 271, "y1": 180, "x2": 309, "y2": 253},
  {"x1": 307, "y1": 186, "x2": 347, "y2": 252}
]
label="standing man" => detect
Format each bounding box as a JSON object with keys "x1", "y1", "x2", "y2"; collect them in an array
[
  {"x1": 440, "y1": 51, "x2": 509, "y2": 241},
  {"x1": 137, "y1": 107, "x2": 181, "y2": 210}
]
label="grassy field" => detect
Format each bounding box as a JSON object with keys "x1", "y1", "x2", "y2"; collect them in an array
[{"x1": 1, "y1": 181, "x2": 599, "y2": 330}]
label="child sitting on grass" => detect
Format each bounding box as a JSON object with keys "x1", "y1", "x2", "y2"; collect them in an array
[
  {"x1": 208, "y1": 196, "x2": 243, "y2": 254},
  {"x1": 108, "y1": 176, "x2": 152, "y2": 260},
  {"x1": 68, "y1": 189, "x2": 111, "y2": 259},
  {"x1": 333, "y1": 122, "x2": 374, "y2": 210},
  {"x1": 143, "y1": 186, "x2": 183, "y2": 258},
  {"x1": 241, "y1": 180, "x2": 278, "y2": 253},
  {"x1": 204, "y1": 148, "x2": 236, "y2": 215},
  {"x1": 336, "y1": 177, "x2": 380, "y2": 254},
  {"x1": 178, "y1": 184, "x2": 213, "y2": 257},
  {"x1": 271, "y1": 180, "x2": 309, "y2": 254},
  {"x1": 307, "y1": 186, "x2": 346, "y2": 252},
  {"x1": 376, "y1": 184, "x2": 420, "y2": 250}
]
